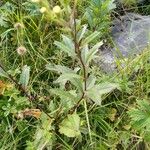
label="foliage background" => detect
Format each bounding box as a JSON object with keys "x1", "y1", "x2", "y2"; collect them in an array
[{"x1": 0, "y1": 0, "x2": 150, "y2": 149}]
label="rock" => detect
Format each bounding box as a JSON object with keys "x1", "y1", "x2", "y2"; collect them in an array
[
  {"x1": 117, "y1": 0, "x2": 148, "y2": 5},
  {"x1": 99, "y1": 13, "x2": 150, "y2": 73}
]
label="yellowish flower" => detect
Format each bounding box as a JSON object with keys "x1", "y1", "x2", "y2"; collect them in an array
[
  {"x1": 31, "y1": 0, "x2": 40, "y2": 2},
  {"x1": 52, "y1": 5, "x2": 61, "y2": 14},
  {"x1": 40, "y1": 7, "x2": 47, "y2": 13}
]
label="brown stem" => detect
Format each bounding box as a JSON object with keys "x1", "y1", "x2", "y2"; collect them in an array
[
  {"x1": 69, "y1": 92, "x2": 84, "y2": 114},
  {"x1": 69, "y1": 0, "x2": 87, "y2": 114},
  {"x1": 0, "y1": 63, "x2": 34, "y2": 101},
  {"x1": 0, "y1": 63, "x2": 53, "y2": 119},
  {"x1": 73, "y1": 4, "x2": 87, "y2": 91}
]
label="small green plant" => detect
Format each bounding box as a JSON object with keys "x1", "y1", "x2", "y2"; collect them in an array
[
  {"x1": 128, "y1": 100, "x2": 150, "y2": 149},
  {"x1": 84, "y1": 0, "x2": 116, "y2": 36}
]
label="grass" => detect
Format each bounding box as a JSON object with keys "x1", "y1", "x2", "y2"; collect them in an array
[{"x1": 0, "y1": 0, "x2": 150, "y2": 149}]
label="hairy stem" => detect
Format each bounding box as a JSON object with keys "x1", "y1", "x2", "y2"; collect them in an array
[
  {"x1": 73, "y1": 0, "x2": 87, "y2": 91},
  {"x1": 69, "y1": 0, "x2": 87, "y2": 114}
]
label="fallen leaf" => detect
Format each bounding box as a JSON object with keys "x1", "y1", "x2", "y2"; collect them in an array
[
  {"x1": 0, "y1": 80, "x2": 6, "y2": 95},
  {"x1": 108, "y1": 108, "x2": 117, "y2": 122},
  {"x1": 0, "y1": 80, "x2": 13, "y2": 95},
  {"x1": 123, "y1": 125, "x2": 131, "y2": 130},
  {"x1": 23, "y1": 109, "x2": 42, "y2": 119}
]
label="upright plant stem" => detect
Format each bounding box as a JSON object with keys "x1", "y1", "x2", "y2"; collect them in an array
[
  {"x1": 72, "y1": 2, "x2": 92, "y2": 142},
  {"x1": 69, "y1": 0, "x2": 88, "y2": 114},
  {"x1": 84, "y1": 99, "x2": 92, "y2": 144},
  {"x1": 73, "y1": 0, "x2": 87, "y2": 91}
]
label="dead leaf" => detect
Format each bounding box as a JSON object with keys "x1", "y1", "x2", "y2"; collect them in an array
[
  {"x1": 23, "y1": 109, "x2": 42, "y2": 119},
  {"x1": 0, "y1": 80, "x2": 13, "y2": 95},
  {"x1": 108, "y1": 108, "x2": 117, "y2": 122},
  {"x1": 0, "y1": 80, "x2": 6, "y2": 95},
  {"x1": 123, "y1": 125, "x2": 131, "y2": 130}
]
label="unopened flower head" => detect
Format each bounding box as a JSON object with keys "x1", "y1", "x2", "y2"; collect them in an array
[
  {"x1": 14, "y1": 22, "x2": 24, "y2": 29},
  {"x1": 31, "y1": 0, "x2": 40, "y2": 2},
  {"x1": 40, "y1": 7, "x2": 47, "y2": 13},
  {"x1": 17, "y1": 46, "x2": 27, "y2": 56},
  {"x1": 53, "y1": 5, "x2": 61, "y2": 14}
]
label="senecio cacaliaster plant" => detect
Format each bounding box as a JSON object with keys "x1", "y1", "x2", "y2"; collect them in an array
[{"x1": 45, "y1": 0, "x2": 119, "y2": 140}]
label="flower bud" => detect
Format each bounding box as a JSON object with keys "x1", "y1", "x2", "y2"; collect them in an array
[
  {"x1": 14, "y1": 22, "x2": 24, "y2": 29},
  {"x1": 17, "y1": 46, "x2": 27, "y2": 56},
  {"x1": 40, "y1": 7, "x2": 47, "y2": 13},
  {"x1": 52, "y1": 6, "x2": 61, "y2": 14},
  {"x1": 31, "y1": 0, "x2": 40, "y2": 2}
]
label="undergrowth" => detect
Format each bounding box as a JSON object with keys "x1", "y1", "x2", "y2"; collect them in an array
[{"x1": 0, "y1": 0, "x2": 150, "y2": 150}]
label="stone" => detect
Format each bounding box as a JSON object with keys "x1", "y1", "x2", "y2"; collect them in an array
[{"x1": 99, "y1": 13, "x2": 150, "y2": 73}]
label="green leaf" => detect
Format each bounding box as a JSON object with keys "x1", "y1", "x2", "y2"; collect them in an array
[
  {"x1": 59, "y1": 113, "x2": 81, "y2": 137},
  {"x1": 95, "y1": 82, "x2": 119, "y2": 95},
  {"x1": 81, "y1": 45, "x2": 89, "y2": 64},
  {"x1": 107, "y1": 0, "x2": 116, "y2": 11},
  {"x1": 0, "y1": 15, "x2": 8, "y2": 28},
  {"x1": 86, "y1": 83, "x2": 119, "y2": 105},
  {"x1": 84, "y1": 8, "x2": 93, "y2": 28},
  {"x1": 26, "y1": 113, "x2": 53, "y2": 150},
  {"x1": 69, "y1": 77, "x2": 83, "y2": 92},
  {"x1": 0, "y1": 67, "x2": 8, "y2": 78},
  {"x1": 86, "y1": 85, "x2": 102, "y2": 105},
  {"x1": 128, "y1": 100, "x2": 150, "y2": 130},
  {"x1": 81, "y1": 41, "x2": 103, "y2": 65},
  {"x1": 144, "y1": 131, "x2": 150, "y2": 142},
  {"x1": 46, "y1": 64, "x2": 73, "y2": 74},
  {"x1": 19, "y1": 65, "x2": 30, "y2": 88},
  {"x1": 82, "y1": 31, "x2": 100, "y2": 45},
  {"x1": 54, "y1": 35, "x2": 76, "y2": 57},
  {"x1": 77, "y1": 25, "x2": 87, "y2": 42},
  {"x1": 50, "y1": 88, "x2": 77, "y2": 101},
  {"x1": 46, "y1": 64, "x2": 83, "y2": 91},
  {"x1": 86, "y1": 41, "x2": 103, "y2": 64},
  {"x1": 55, "y1": 73, "x2": 82, "y2": 84},
  {"x1": 0, "y1": 2, "x2": 16, "y2": 13},
  {"x1": 62, "y1": 35, "x2": 74, "y2": 51},
  {"x1": 86, "y1": 75, "x2": 96, "y2": 90},
  {"x1": 50, "y1": 89, "x2": 78, "y2": 110}
]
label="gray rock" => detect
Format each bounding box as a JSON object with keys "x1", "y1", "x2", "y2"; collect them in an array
[
  {"x1": 99, "y1": 13, "x2": 150, "y2": 73},
  {"x1": 117, "y1": 0, "x2": 148, "y2": 5}
]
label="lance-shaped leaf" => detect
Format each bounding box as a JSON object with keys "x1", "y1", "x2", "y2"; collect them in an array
[
  {"x1": 86, "y1": 75, "x2": 96, "y2": 90},
  {"x1": 54, "y1": 35, "x2": 76, "y2": 57},
  {"x1": 62, "y1": 35, "x2": 74, "y2": 51},
  {"x1": 81, "y1": 44, "x2": 89, "y2": 64},
  {"x1": 81, "y1": 41, "x2": 103, "y2": 65},
  {"x1": 46, "y1": 64, "x2": 73, "y2": 74},
  {"x1": 19, "y1": 65, "x2": 30, "y2": 88},
  {"x1": 86, "y1": 41, "x2": 103, "y2": 64},
  {"x1": 59, "y1": 113, "x2": 81, "y2": 137},
  {"x1": 82, "y1": 31, "x2": 100, "y2": 45},
  {"x1": 77, "y1": 25, "x2": 87, "y2": 42}
]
